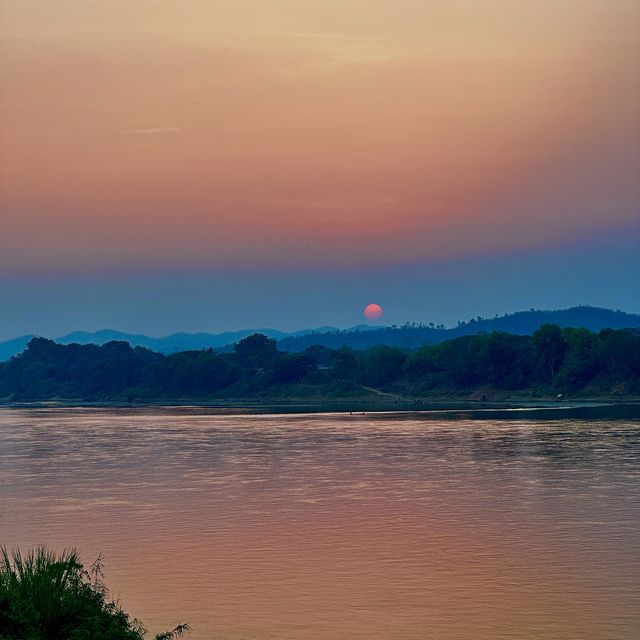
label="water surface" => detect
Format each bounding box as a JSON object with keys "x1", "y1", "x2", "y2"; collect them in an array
[{"x1": 1, "y1": 407, "x2": 639, "y2": 639}]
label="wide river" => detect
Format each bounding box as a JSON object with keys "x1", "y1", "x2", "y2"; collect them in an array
[{"x1": 1, "y1": 406, "x2": 639, "y2": 639}]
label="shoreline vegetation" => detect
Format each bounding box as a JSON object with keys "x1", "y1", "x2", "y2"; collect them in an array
[
  {"x1": 0, "y1": 325, "x2": 638, "y2": 405},
  {"x1": 0, "y1": 547, "x2": 189, "y2": 640}
]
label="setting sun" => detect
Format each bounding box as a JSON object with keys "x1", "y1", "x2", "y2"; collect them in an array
[{"x1": 364, "y1": 303, "x2": 383, "y2": 320}]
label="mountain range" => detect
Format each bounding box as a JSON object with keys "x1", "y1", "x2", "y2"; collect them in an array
[
  {"x1": 1, "y1": 306, "x2": 638, "y2": 361},
  {"x1": 0, "y1": 325, "x2": 356, "y2": 361}
]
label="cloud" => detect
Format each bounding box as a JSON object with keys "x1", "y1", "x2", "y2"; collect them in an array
[{"x1": 123, "y1": 126, "x2": 182, "y2": 135}]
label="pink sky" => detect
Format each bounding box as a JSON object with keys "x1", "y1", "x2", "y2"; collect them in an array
[{"x1": 1, "y1": 0, "x2": 639, "y2": 275}]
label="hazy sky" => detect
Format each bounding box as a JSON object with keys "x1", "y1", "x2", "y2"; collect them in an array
[{"x1": 1, "y1": 1, "x2": 639, "y2": 338}]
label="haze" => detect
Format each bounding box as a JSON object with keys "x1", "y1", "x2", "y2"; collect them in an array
[{"x1": 1, "y1": 0, "x2": 638, "y2": 338}]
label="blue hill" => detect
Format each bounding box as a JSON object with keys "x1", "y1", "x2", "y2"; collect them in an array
[{"x1": 1, "y1": 306, "x2": 638, "y2": 360}]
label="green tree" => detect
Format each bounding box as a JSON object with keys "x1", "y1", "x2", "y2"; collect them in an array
[
  {"x1": 359, "y1": 345, "x2": 406, "y2": 388},
  {"x1": 234, "y1": 334, "x2": 278, "y2": 366},
  {"x1": 597, "y1": 328, "x2": 640, "y2": 375},
  {"x1": 270, "y1": 354, "x2": 314, "y2": 384},
  {"x1": 531, "y1": 324, "x2": 567, "y2": 380},
  {"x1": 0, "y1": 547, "x2": 189, "y2": 640},
  {"x1": 329, "y1": 347, "x2": 358, "y2": 380},
  {"x1": 558, "y1": 327, "x2": 598, "y2": 388}
]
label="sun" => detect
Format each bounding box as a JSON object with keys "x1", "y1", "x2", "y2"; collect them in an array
[{"x1": 364, "y1": 303, "x2": 383, "y2": 321}]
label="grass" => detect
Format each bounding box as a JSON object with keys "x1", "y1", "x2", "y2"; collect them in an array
[{"x1": 0, "y1": 547, "x2": 189, "y2": 640}]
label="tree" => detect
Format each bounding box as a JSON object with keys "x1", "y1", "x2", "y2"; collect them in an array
[
  {"x1": 234, "y1": 334, "x2": 277, "y2": 366},
  {"x1": 597, "y1": 328, "x2": 640, "y2": 375},
  {"x1": 329, "y1": 347, "x2": 358, "y2": 380},
  {"x1": 531, "y1": 324, "x2": 567, "y2": 380},
  {"x1": 270, "y1": 354, "x2": 314, "y2": 384},
  {"x1": 484, "y1": 332, "x2": 530, "y2": 388},
  {"x1": 359, "y1": 345, "x2": 406, "y2": 388},
  {"x1": 558, "y1": 327, "x2": 598, "y2": 388}
]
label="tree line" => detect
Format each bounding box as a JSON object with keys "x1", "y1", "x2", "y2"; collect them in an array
[{"x1": 0, "y1": 325, "x2": 639, "y2": 401}]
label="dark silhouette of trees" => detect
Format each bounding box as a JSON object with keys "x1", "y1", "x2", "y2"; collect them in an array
[
  {"x1": 358, "y1": 345, "x2": 405, "y2": 388},
  {"x1": 532, "y1": 324, "x2": 567, "y2": 379},
  {"x1": 0, "y1": 326, "x2": 638, "y2": 401},
  {"x1": 329, "y1": 347, "x2": 358, "y2": 380},
  {"x1": 234, "y1": 333, "x2": 278, "y2": 366}
]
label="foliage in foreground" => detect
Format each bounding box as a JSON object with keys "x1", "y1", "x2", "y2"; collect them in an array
[{"x1": 0, "y1": 547, "x2": 189, "y2": 640}]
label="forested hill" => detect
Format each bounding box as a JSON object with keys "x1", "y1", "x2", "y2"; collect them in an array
[
  {"x1": 278, "y1": 306, "x2": 640, "y2": 351},
  {"x1": 1, "y1": 306, "x2": 638, "y2": 362},
  {"x1": 1, "y1": 326, "x2": 639, "y2": 402}
]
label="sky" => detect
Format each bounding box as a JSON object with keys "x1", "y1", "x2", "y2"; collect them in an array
[{"x1": 1, "y1": 0, "x2": 639, "y2": 339}]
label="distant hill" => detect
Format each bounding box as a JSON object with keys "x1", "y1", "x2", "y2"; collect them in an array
[
  {"x1": 0, "y1": 306, "x2": 638, "y2": 361},
  {"x1": 278, "y1": 306, "x2": 640, "y2": 352},
  {"x1": 56, "y1": 328, "x2": 291, "y2": 353},
  {"x1": 52, "y1": 328, "x2": 306, "y2": 358},
  {"x1": 0, "y1": 335, "x2": 35, "y2": 362},
  {"x1": 0, "y1": 326, "x2": 338, "y2": 361}
]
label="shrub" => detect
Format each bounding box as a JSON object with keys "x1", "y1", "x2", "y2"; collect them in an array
[{"x1": 0, "y1": 547, "x2": 189, "y2": 640}]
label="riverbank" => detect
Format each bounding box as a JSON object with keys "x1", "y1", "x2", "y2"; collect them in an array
[{"x1": 3, "y1": 397, "x2": 640, "y2": 420}]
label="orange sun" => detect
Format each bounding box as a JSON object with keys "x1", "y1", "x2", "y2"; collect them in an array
[{"x1": 364, "y1": 303, "x2": 383, "y2": 320}]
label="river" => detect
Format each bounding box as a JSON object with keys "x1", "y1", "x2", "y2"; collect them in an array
[{"x1": 1, "y1": 406, "x2": 638, "y2": 639}]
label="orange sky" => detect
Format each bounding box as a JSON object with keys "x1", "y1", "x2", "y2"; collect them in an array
[{"x1": 1, "y1": 0, "x2": 639, "y2": 275}]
